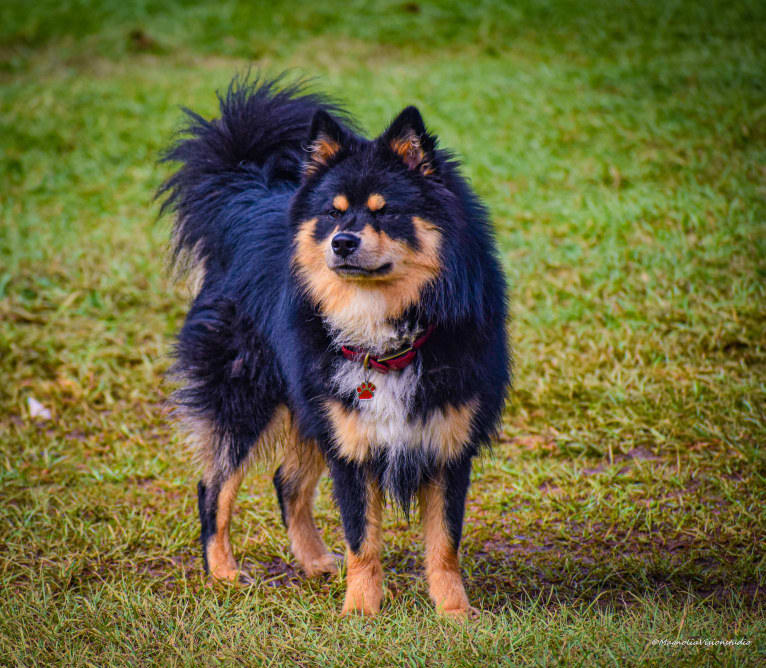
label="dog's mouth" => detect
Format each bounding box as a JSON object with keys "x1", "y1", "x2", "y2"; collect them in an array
[{"x1": 331, "y1": 262, "x2": 393, "y2": 278}]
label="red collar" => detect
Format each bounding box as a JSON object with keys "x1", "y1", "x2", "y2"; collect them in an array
[{"x1": 341, "y1": 325, "x2": 435, "y2": 374}]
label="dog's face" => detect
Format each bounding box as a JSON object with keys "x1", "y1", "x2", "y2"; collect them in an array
[{"x1": 291, "y1": 107, "x2": 447, "y2": 338}]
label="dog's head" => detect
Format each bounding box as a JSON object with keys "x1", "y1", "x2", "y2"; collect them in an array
[{"x1": 291, "y1": 106, "x2": 453, "y2": 343}]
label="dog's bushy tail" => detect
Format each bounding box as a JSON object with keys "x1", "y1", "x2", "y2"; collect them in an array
[{"x1": 157, "y1": 73, "x2": 350, "y2": 273}]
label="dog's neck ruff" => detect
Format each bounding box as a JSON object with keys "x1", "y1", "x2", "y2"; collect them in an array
[{"x1": 341, "y1": 325, "x2": 435, "y2": 374}]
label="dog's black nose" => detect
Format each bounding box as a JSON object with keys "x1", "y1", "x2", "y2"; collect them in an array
[{"x1": 331, "y1": 232, "x2": 360, "y2": 258}]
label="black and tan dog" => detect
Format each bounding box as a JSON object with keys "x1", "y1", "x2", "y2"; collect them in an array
[{"x1": 159, "y1": 76, "x2": 510, "y2": 617}]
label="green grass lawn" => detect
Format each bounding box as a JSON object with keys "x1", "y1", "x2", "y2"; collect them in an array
[{"x1": 1, "y1": 0, "x2": 765, "y2": 664}]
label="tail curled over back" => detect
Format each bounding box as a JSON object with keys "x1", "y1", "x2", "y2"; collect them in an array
[{"x1": 157, "y1": 74, "x2": 351, "y2": 275}]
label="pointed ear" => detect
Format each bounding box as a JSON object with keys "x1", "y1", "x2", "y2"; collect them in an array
[
  {"x1": 304, "y1": 110, "x2": 348, "y2": 178},
  {"x1": 381, "y1": 106, "x2": 435, "y2": 175}
]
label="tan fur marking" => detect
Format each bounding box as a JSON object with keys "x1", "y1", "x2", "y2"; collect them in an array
[
  {"x1": 332, "y1": 194, "x2": 349, "y2": 212},
  {"x1": 278, "y1": 415, "x2": 317, "y2": 483},
  {"x1": 324, "y1": 399, "x2": 372, "y2": 462},
  {"x1": 366, "y1": 193, "x2": 386, "y2": 212},
  {"x1": 184, "y1": 415, "x2": 218, "y2": 471},
  {"x1": 280, "y1": 435, "x2": 337, "y2": 577},
  {"x1": 419, "y1": 480, "x2": 472, "y2": 616},
  {"x1": 342, "y1": 482, "x2": 383, "y2": 616},
  {"x1": 206, "y1": 468, "x2": 245, "y2": 582},
  {"x1": 304, "y1": 135, "x2": 341, "y2": 176},
  {"x1": 421, "y1": 399, "x2": 478, "y2": 462},
  {"x1": 185, "y1": 259, "x2": 207, "y2": 299},
  {"x1": 293, "y1": 217, "x2": 442, "y2": 344}
]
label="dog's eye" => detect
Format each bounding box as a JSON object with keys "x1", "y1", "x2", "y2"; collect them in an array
[{"x1": 328, "y1": 208, "x2": 343, "y2": 218}]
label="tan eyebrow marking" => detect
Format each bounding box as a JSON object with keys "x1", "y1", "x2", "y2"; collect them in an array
[
  {"x1": 332, "y1": 194, "x2": 349, "y2": 212},
  {"x1": 367, "y1": 193, "x2": 386, "y2": 212}
]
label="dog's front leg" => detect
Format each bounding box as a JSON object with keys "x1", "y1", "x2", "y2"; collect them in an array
[
  {"x1": 328, "y1": 457, "x2": 383, "y2": 616},
  {"x1": 418, "y1": 455, "x2": 477, "y2": 618}
]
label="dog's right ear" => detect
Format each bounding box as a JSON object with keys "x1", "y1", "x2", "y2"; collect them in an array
[{"x1": 304, "y1": 111, "x2": 348, "y2": 178}]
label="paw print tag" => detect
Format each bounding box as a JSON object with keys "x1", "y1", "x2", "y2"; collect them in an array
[{"x1": 356, "y1": 380, "x2": 376, "y2": 400}]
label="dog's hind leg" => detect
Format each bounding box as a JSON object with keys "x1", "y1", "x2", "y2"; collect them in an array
[
  {"x1": 197, "y1": 466, "x2": 245, "y2": 582},
  {"x1": 195, "y1": 406, "x2": 288, "y2": 582},
  {"x1": 273, "y1": 427, "x2": 337, "y2": 577}
]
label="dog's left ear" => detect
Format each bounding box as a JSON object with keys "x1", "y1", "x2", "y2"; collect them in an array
[{"x1": 381, "y1": 106, "x2": 436, "y2": 176}]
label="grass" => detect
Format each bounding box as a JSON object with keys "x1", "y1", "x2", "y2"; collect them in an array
[{"x1": 1, "y1": 0, "x2": 765, "y2": 664}]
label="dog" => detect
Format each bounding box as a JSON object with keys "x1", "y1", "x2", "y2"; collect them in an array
[{"x1": 159, "y1": 75, "x2": 510, "y2": 617}]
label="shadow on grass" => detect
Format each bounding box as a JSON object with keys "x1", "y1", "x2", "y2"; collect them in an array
[{"x1": 463, "y1": 554, "x2": 762, "y2": 614}]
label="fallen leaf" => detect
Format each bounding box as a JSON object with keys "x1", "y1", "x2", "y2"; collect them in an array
[{"x1": 27, "y1": 396, "x2": 52, "y2": 421}]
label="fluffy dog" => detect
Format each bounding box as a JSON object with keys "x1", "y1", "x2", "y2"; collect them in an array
[{"x1": 159, "y1": 76, "x2": 510, "y2": 617}]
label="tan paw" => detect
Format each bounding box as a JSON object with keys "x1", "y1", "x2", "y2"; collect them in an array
[
  {"x1": 209, "y1": 563, "x2": 240, "y2": 583},
  {"x1": 341, "y1": 598, "x2": 381, "y2": 617},
  {"x1": 438, "y1": 604, "x2": 480, "y2": 620},
  {"x1": 207, "y1": 565, "x2": 255, "y2": 586},
  {"x1": 302, "y1": 553, "x2": 340, "y2": 578},
  {"x1": 341, "y1": 583, "x2": 382, "y2": 617}
]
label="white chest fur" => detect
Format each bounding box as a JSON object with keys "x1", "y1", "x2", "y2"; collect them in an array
[
  {"x1": 327, "y1": 358, "x2": 477, "y2": 464},
  {"x1": 330, "y1": 358, "x2": 420, "y2": 453}
]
